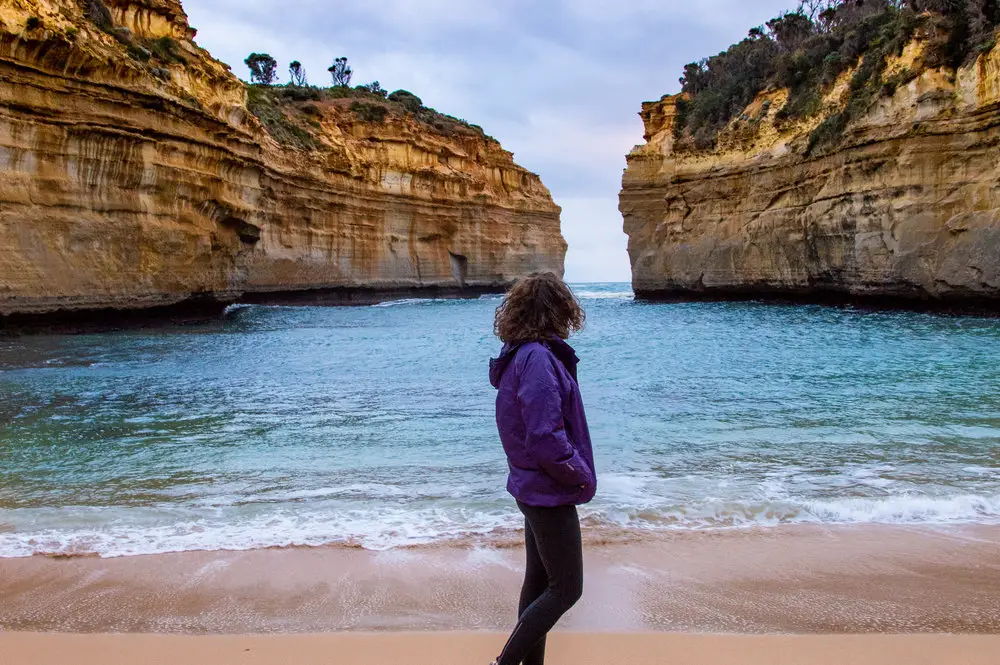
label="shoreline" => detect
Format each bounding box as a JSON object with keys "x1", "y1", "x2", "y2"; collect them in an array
[
  {"x1": 6, "y1": 282, "x2": 1000, "y2": 333},
  {"x1": 7, "y1": 517, "x2": 1000, "y2": 561},
  {"x1": 4, "y1": 632, "x2": 1000, "y2": 665},
  {"x1": 0, "y1": 284, "x2": 508, "y2": 334},
  {"x1": 632, "y1": 288, "x2": 1000, "y2": 316},
  {"x1": 3, "y1": 524, "x2": 1000, "y2": 635}
]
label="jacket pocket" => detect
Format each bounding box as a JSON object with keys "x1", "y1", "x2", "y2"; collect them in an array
[{"x1": 562, "y1": 454, "x2": 592, "y2": 489}]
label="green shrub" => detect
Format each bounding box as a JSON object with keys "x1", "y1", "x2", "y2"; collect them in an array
[
  {"x1": 246, "y1": 85, "x2": 316, "y2": 149},
  {"x1": 126, "y1": 44, "x2": 151, "y2": 62},
  {"x1": 821, "y1": 52, "x2": 844, "y2": 85},
  {"x1": 350, "y1": 101, "x2": 389, "y2": 123},
  {"x1": 807, "y1": 114, "x2": 847, "y2": 154},
  {"x1": 356, "y1": 81, "x2": 388, "y2": 98},
  {"x1": 151, "y1": 36, "x2": 183, "y2": 63},
  {"x1": 278, "y1": 85, "x2": 322, "y2": 102},
  {"x1": 388, "y1": 89, "x2": 423, "y2": 113},
  {"x1": 324, "y1": 86, "x2": 354, "y2": 100},
  {"x1": 880, "y1": 68, "x2": 918, "y2": 97}
]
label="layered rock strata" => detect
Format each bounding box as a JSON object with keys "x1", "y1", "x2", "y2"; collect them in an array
[
  {"x1": 0, "y1": 0, "x2": 564, "y2": 319},
  {"x1": 620, "y1": 42, "x2": 1000, "y2": 307}
]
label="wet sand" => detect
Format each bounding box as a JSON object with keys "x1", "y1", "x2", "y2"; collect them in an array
[
  {"x1": 3, "y1": 524, "x2": 1000, "y2": 634},
  {"x1": 4, "y1": 632, "x2": 1000, "y2": 665}
]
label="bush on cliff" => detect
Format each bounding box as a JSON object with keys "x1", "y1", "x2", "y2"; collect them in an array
[
  {"x1": 356, "y1": 81, "x2": 389, "y2": 98},
  {"x1": 387, "y1": 89, "x2": 423, "y2": 112},
  {"x1": 674, "y1": 0, "x2": 1000, "y2": 152},
  {"x1": 246, "y1": 85, "x2": 317, "y2": 149},
  {"x1": 151, "y1": 36, "x2": 184, "y2": 64},
  {"x1": 350, "y1": 101, "x2": 389, "y2": 123},
  {"x1": 278, "y1": 85, "x2": 323, "y2": 102}
]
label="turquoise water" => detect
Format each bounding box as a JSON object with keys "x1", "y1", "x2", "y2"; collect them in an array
[{"x1": 1, "y1": 284, "x2": 999, "y2": 557}]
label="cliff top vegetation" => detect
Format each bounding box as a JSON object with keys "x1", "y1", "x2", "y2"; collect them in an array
[
  {"x1": 242, "y1": 54, "x2": 490, "y2": 149},
  {"x1": 674, "y1": 0, "x2": 1000, "y2": 153},
  {"x1": 61, "y1": 0, "x2": 490, "y2": 150}
]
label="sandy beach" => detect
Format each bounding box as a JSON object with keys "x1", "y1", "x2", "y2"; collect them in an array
[
  {"x1": 4, "y1": 524, "x2": 1000, "y2": 633},
  {"x1": 3, "y1": 525, "x2": 1000, "y2": 663},
  {"x1": 4, "y1": 632, "x2": 1000, "y2": 665}
]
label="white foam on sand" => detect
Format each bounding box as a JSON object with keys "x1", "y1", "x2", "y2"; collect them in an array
[
  {"x1": 4, "y1": 491, "x2": 1000, "y2": 558},
  {"x1": 0, "y1": 505, "x2": 522, "y2": 558}
]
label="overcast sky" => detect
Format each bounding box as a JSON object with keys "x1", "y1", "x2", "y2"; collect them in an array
[{"x1": 185, "y1": 0, "x2": 792, "y2": 283}]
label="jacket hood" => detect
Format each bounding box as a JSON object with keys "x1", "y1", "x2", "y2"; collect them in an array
[
  {"x1": 489, "y1": 343, "x2": 521, "y2": 389},
  {"x1": 489, "y1": 337, "x2": 579, "y2": 389}
]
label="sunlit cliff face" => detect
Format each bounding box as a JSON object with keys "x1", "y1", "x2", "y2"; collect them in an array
[
  {"x1": 621, "y1": 39, "x2": 1000, "y2": 306},
  {"x1": 0, "y1": 0, "x2": 564, "y2": 318}
]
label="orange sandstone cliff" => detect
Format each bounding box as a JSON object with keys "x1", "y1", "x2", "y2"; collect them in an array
[
  {"x1": 0, "y1": 0, "x2": 564, "y2": 318},
  {"x1": 620, "y1": 40, "x2": 1000, "y2": 306}
]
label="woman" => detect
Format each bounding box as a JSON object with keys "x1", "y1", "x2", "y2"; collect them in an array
[{"x1": 488, "y1": 272, "x2": 597, "y2": 665}]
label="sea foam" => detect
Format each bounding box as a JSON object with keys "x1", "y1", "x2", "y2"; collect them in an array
[{"x1": 3, "y1": 492, "x2": 1000, "y2": 558}]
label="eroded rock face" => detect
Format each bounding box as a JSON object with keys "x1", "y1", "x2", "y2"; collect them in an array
[
  {"x1": 620, "y1": 42, "x2": 1000, "y2": 306},
  {"x1": 0, "y1": 0, "x2": 564, "y2": 317}
]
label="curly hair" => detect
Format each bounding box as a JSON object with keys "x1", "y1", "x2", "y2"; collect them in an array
[{"x1": 494, "y1": 272, "x2": 585, "y2": 344}]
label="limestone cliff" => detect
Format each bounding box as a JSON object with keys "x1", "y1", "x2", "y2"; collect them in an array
[
  {"x1": 620, "y1": 39, "x2": 1000, "y2": 307},
  {"x1": 0, "y1": 0, "x2": 564, "y2": 319}
]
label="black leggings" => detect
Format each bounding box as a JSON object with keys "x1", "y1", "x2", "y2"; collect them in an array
[{"x1": 497, "y1": 501, "x2": 583, "y2": 665}]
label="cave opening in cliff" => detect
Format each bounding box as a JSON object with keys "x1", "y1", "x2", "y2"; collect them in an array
[
  {"x1": 449, "y1": 251, "x2": 469, "y2": 287},
  {"x1": 221, "y1": 217, "x2": 262, "y2": 245}
]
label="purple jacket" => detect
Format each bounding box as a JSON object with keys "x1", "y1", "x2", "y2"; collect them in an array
[{"x1": 489, "y1": 338, "x2": 597, "y2": 507}]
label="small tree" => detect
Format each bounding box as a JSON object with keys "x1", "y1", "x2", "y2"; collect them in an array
[
  {"x1": 817, "y1": 6, "x2": 839, "y2": 33},
  {"x1": 245, "y1": 53, "x2": 278, "y2": 85},
  {"x1": 289, "y1": 60, "x2": 308, "y2": 86},
  {"x1": 766, "y1": 12, "x2": 814, "y2": 51},
  {"x1": 328, "y1": 57, "x2": 352, "y2": 87},
  {"x1": 798, "y1": 0, "x2": 836, "y2": 22},
  {"x1": 680, "y1": 61, "x2": 708, "y2": 92}
]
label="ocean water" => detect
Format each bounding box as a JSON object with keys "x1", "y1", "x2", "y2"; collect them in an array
[{"x1": 0, "y1": 283, "x2": 998, "y2": 557}]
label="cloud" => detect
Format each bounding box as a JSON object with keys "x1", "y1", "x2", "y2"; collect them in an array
[{"x1": 183, "y1": 0, "x2": 793, "y2": 282}]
